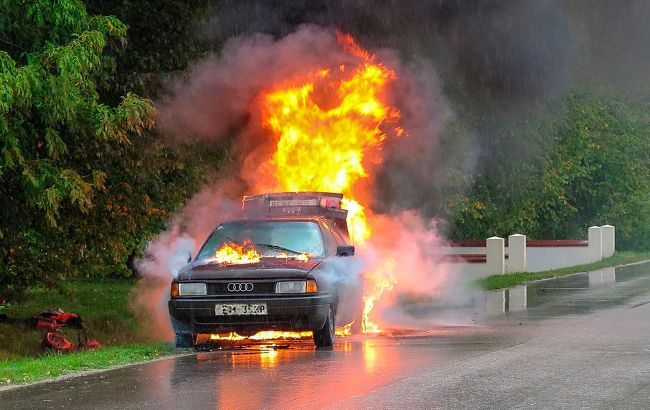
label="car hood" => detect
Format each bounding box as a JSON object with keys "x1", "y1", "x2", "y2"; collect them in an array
[{"x1": 177, "y1": 258, "x2": 323, "y2": 280}]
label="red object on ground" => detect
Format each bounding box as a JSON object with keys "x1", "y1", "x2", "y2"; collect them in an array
[
  {"x1": 80, "y1": 339, "x2": 102, "y2": 350},
  {"x1": 35, "y1": 309, "x2": 101, "y2": 352},
  {"x1": 42, "y1": 332, "x2": 75, "y2": 351},
  {"x1": 37, "y1": 317, "x2": 62, "y2": 330},
  {"x1": 35, "y1": 309, "x2": 85, "y2": 330}
]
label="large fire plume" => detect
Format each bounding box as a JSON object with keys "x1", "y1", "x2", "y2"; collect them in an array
[{"x1": 253, "y1": 33, "x2": 403, "y2": 333}]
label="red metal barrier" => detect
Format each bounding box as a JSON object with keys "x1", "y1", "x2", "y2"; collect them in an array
[{"x1": 527, "y1": 240, "x2": 588, "y2": 247}]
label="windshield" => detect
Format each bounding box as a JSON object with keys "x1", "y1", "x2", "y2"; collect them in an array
[{"x1": 196, "y1": 221, "x2": 325, "y2": 261}]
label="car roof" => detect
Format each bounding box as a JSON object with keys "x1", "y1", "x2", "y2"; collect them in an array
[
  {"x1": 214, "y1": 217, "x2": 351, "y2": 245},
  {"x1": 219, "y1": 217, "x2": 326, "y2": 224}
]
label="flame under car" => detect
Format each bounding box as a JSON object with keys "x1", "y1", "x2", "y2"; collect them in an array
[{"x1": 168, "y1": 192, "x2": 356, "y2": 348}]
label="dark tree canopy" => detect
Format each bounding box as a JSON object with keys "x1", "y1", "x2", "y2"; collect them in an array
[{"x1": 0, "y1": 0, "x2": 154, "y2": 294}]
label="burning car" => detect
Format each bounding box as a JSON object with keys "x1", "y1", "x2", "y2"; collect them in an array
[{"x1": 168, "y1": 192, "x2": 356, "y2": 348}]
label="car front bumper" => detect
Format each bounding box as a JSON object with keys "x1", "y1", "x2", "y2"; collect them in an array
[{"x1": 168, "y1": 294, "x2": 333, "y2": 335}]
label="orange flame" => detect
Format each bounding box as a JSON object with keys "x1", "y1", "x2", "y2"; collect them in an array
[
  {"x1": 260, "y1": 37, "x2": 399, "y2": 245},
  {"x1": 209, "y1": 327, "x2": 352, "y2": 341},
  {"x1": 361, "y1": 259, "x2": 397, "y2": 333},
  {"x1": 250, "y1": 331, "x2": 313, "y2": 340},
  {"x1": 214, "y1": 240, "x2": 261, "y2": 265},
  {"x1": 336, "y1": 320, "x2": 354, "y2": 337},
  {"x1": 214, "y1": 240, "x2": 310, "y2": 264},
  {"x1": 209, "y1": 331, "x2": 312, "y2": 341},
  {"x1": 255, "y1": 33, "x2": 403, "y2": 334}
]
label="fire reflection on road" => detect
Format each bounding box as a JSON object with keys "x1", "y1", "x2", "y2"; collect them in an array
[
  {"x1": 362, "y1": 339, "x2": 378, "y2": 373},
  {"x1": 176, "y1": 334, "x2": 432, "y2": 408},
  {"x1": 259, "y1": 347, "x2": 279, "y2": 368}
]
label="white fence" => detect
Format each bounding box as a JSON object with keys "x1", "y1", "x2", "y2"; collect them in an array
[{"x1": 443, "y1": 225, "x2": 615, "y2": 278}]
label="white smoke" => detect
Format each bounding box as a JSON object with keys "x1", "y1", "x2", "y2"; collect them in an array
[{"x1": 132, "y1": 182, "x2": 243, "y2": 340}]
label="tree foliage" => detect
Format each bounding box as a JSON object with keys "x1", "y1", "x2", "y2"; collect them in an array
[
  {"x1": 84, "y1": 0, "x2": 220, "y2": 101},
  {"x1": 0, "y1": 1, "x2": 230, "y2": 297},
  {"x1": 0, "y1": 0, "x2": 159, "y2": 294},
  {"x1": 448, "y1": 92, "x2": 650, "y2": 250}
]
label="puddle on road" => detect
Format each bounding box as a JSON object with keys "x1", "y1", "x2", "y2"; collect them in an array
[{"x1": 485, "y1": 261, "x2": 650, "y2": 318}]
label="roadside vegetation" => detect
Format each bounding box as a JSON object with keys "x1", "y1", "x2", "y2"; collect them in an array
[
  {"x1": 0, "y1": 0, "x2": 226, "y2": 299},
  {"x1": 0, "y1": 280, "x2": 150, "y2": 358},
  {"x1": 480, "y1": 251, "x2": 650, "y2": 290},
  {"x1": 444, "y1": 94, "x2": 650, "y2": 251}
]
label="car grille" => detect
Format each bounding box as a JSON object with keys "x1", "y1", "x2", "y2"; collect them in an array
[{"x1": 206, "y1": 282, "x2": 276, "y2": 295}]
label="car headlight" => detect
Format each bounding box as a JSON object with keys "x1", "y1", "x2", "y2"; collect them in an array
[
  {"x1": 275, "y1": 279, "x2": 317, "y2": 294},
  {"x1": 178, "y1": 282, "x2": 207, "y2": 296}
]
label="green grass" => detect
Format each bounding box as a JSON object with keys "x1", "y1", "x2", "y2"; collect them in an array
[
  {"x1": 480, "y1": 251, "x2": 650, "y2": 290},
  {"x1": 0, "y1": 279, "x2": 176, "y2": 385},
  {"x1": 0, "y1": 279, "x2": 154, "y2": 358},
  {"x1": 0, "y1": 343, "x2": 174, "y2": 385}
]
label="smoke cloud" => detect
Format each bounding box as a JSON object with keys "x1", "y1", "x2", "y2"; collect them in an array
[{"x1": 195, "y1": 0, "x2": 650, "y2": 221}]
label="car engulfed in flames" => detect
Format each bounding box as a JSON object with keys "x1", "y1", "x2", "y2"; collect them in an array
[
  {"x1": 169, "y1": 32, "x2": 407, "y2": 347},
  {"x1": 168, "y1": 192, "x2": 357, "y2": 348}
]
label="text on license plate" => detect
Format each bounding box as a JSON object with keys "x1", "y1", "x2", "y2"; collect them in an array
[{"x1": 215, "y1": 303, "x2": 268, "y2": 316}]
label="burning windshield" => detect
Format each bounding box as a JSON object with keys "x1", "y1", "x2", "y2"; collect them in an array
[{"x1": 195, "y1": 221, "x2": 325, "y2": 263}]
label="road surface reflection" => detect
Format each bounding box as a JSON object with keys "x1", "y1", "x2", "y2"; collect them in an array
[{"x1": 157, "y1": 329, "x2": 494, "y2": 409}]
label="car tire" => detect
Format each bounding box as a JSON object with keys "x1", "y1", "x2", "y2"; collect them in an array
[
  {"x1": 175, "y1": 333, "x2": 194, "y2": 349},
  {"x1": 313, "y1": 306, "x2": 335, "y2": 348}
]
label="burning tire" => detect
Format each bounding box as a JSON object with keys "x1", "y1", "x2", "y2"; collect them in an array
[
  {"x1": 313, "y1": 306, "x2": 335, "y2": 348},
  {"x1": 175, "y1": 333, "x2": 195, "y2": 349}
]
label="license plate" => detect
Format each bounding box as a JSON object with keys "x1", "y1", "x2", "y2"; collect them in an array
[{"x1": 215, "y1": 303, "x2": 268, "y2": 316}]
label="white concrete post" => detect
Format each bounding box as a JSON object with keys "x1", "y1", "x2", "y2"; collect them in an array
[
  {"x1": 601, "y1": 225, "x2": 615, "y2": 258},
  {"x1": 508, "y1": 285, "x2": 528, "y2": 311},
  {"x1": 588, "y1": 267, "x2": 615, "y2": 287},
  {"x1": 588, "y1": 226, "x2": 603, "y2": 263},
  {"x1": 486, "y1": 290, "x2": 506, "y2": 314},
  {"x1": 507, "y1": 234, "x2": 527, "y2": 273},
  {"x1": 486, "y1": 236, "x2": 505, "y2": 275}
]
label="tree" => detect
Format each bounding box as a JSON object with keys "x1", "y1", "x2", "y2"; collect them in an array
[
  {"x1": 0, "y1": 0, "x2": 155, "y2": 295},
  {"x1": 448, "y1": 92, "x2": 650, "y2": 250},
  {"x1": 84, "y1": 0, "x2": 221, "y2": 101}
]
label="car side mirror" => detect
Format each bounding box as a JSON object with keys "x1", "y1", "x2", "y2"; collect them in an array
[
  {"x1": 185, "y1": 251, "x2": 192, "y2": 263},
  {"x1": 336, "y1": 245, "x2": 355, "y2": 257}
]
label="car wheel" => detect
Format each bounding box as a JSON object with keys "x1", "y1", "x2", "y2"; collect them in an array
[
  {"x1": 313, "y1": 306, "x2": 335, "y2": 348},
  {"x1": 175, "y1": 333, "x2": 195, "y2": 349}
]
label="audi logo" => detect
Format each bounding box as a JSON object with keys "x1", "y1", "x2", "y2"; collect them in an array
[{"x1": 227, "y1": 282, "x2": 254, "y2": 292}]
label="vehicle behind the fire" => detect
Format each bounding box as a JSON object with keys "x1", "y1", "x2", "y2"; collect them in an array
[{"x1": 168, "y1": 192, "x2": 356, "y2": 348}]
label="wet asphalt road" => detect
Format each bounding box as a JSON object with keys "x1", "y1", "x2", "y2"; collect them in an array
[{"x1": 3, "y1": 262, "x2": 650, "y2": 409}]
